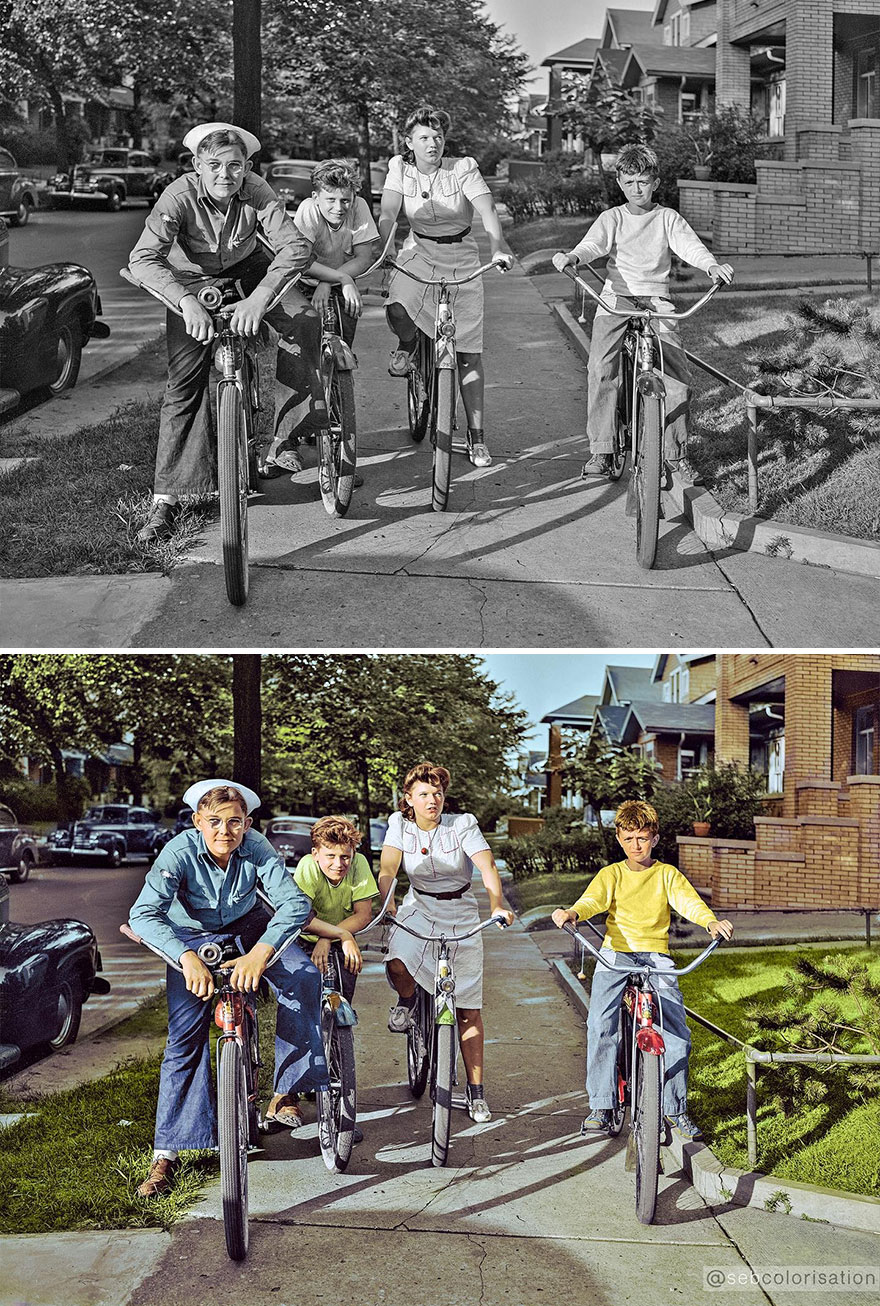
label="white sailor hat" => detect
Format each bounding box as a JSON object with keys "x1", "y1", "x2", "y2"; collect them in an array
[
  {"x1": 182, "y1": 121, "x2": 261, "y2": 160},
  {"x1": 182, "y1": 778, "x2": 261, "y2": 815}
]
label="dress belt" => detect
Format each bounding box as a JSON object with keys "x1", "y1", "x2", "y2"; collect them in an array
[
  {"x1": 415, "y1": 883, "x2": 472, "y2": 900},
  {"x1": 411, "y1": 227, "x2": 471, "y2": 245}
]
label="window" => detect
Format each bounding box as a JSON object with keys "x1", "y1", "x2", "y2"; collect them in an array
[
  {"x1": 769, "y1": 78, "x2": 786, "y2": 136},
  {"x1": 680, "y1": 91, "x2": 698, "y2": 124},
  {"x1": 670, "y1": 12, "x2": 681, "y2": 46},
  {"x1": 643, "y1": 739, "x2": 656, "y2": 761},
  {"x1": 855, "y1": 705, "x2": 876, "y2": 774},
  {"x1": 681, "y1": 9, "x2": 690, "y2": 43},
  {"x1": 667, "y1": 664, "x2": 689, "y2": 702},
  {"x1": 679, "y1": 747, "x2": 697, "y2": 780},
  {"x1": 858, "y1": 49, "x2": 878, "y2": 118},
  {"x1": 768, "y1": 732, "x2": 785, "y2": 793}
]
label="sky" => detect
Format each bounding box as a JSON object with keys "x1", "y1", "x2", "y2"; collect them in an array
[
  {"x1": 482, "y1": 0, "x2": 656, "y2": 94},
  {"x1": 479, "y1": 653, "x2": 656, "y2": 744}
]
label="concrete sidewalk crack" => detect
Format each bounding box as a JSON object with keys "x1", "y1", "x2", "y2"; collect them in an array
[
  {"x1": 710, "y1": 556, "x2": 774, "y2": 645},
  {"x1": 469, "y1": 1234, "x2": 489, "y2": 1305},
  {"x1": 466, "y1": 578, "x2": 489, "y2": 644}
]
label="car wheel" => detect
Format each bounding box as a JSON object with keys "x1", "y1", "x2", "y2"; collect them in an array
[
  {"x1": 9, "y1": 851, "x2": 33, "y2": 883},
  {"x1": 47, "y1": 316, "x2": 83, "y2": 395},
  {"x1": 106, "y1": 845, "x2": 122, "y2": 868},
  {"x1": 106, "y1": 190, "x2": 122, "y2": 212},
  {"x1": 10, "y1": 196, "x2": 33, "y2": 227},
  {"x1": 48, "y1": 975, "x2": 83, "y2": 1050}
]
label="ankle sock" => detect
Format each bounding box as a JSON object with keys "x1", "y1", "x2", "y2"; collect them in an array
[
  {"x1": 153, "y1": 1149, "x2": 179, "y2": 1162},
  {"x1": 467, "y1": 1082, "x2": 484, "y2": 1099},
  {"x1": 399, "y1": 992, "x2": 418, "y2": 1009}
]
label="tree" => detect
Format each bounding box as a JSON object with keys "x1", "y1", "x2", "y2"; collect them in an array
[
  {"x1": 546, "y1": 73, "x2": 662, "y2": 204},
  {"x1": 233, "y1": 0, "x2": 261, "y2": 150},
  {"x1": 561, "y1": 732, "x2": 662, "y2": 859},
  {"x1": 233, "y1": 654, "x2": 261, "y2": 812}
]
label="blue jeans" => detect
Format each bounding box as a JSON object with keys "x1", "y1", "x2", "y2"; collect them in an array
[
  {"x1": 153, "y1": 907, "x2": 328, "y2": 1151},
  {"x1": 586, "y1": 949, "x2": 690, "y2": 1116}
]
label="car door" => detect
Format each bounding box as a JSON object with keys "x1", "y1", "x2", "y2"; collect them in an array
[
  {"x1": 126, "y1": 809, "x2": 150, "y2": 853},
  {"x1": 0, "y1": 150, "x2": 16, "y2": 213},
  {"x1": 0, "y1": 805, "x2": 16, "y2": 868}
]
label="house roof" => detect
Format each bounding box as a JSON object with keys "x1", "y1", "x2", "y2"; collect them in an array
[
  {"x1": 623, "y1": 44, "x2": 717, "y2": 79},
  {"x1": 620, "y1": 700, "x2": 716, "y2": 742},
  {"x1": 541, "y1": 693, "x2": 600, "y2": 727},
  {"x1": 603, "y1": 664, "x2": 658, "y2": 705},
  {"x1": 593, "y1": 48, "x2": 630, "y2": 83},
  {"x1": 604, "y1": 8, "x2": 656, "y2": 47},
  {"x1": 542, "y1": 36, "x2": 602, "y2": 67},
  {"x1": 650, "y1": 653, "x2": 715, "y2": 683},
  {"x1": 593, "y1": 703, "x2": 630, "y2": 744}
]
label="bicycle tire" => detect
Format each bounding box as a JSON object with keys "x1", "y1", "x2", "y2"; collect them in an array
[
  {"x1": 611, "y1": 348, "x2": 632, "y2": 482},
  {"x1": 407, "y1": 334, "x2": 431, "y2": 443},
  {"x1": 243, "y1": 354, "x2": 260, "y2": 492},
  {"x1": 634, "y1": 390, "x2": 662, "y2": 571},
  {"x1": 608, "y1": 1010, "x2": 628, "y2": 1137},
  {"x1": 633, "y1": 1048, "x2": 662, "y2": 1225},
  {"x1": 407, "y1": 986, "x2": 431, "y2": 1098},
  {"x1": 317, "y1": 1014, "x2": 357, "y2": 1173},
  {"x1": 218, "y1": 1039, "x2": 249, "y2": 1260},
  {"x1": 431, "y1": 1020, "x2": 456, "y2": 1167},
  {"x1": 218, "y1": 383, "x2": 249, "y2": 606},
  {"x1": 431, "y1": 367, "x2": 455, "y2": 513},
  {"x1": 244, "y1": 1009, "x2": 261, "y2": 1146},
  {"x1": 319, "y1": 368, "x2": 357, "y2": 517}
]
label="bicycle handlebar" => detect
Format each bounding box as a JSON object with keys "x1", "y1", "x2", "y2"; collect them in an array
[
  {"x1": 384, "y1": 257, "x2": 506, "y2": 288},
  {"x1": 119, "y1": 266, "x2": 300, "y2": 322},
  {"x1": 385, "y1": 907, "x2": 511, "y2": 945},
  {"x1": 120, "y1": 916, "x2": 301, "y2": 975},
  {"x1": 560, "y1": 920, "x2": 721, "y2": 976},
  {"x1": 353, "y1": 880, "x2": 398, "y2": 936},
  {"x1": 558, "y1": 261, "x2": 721, "y2": 321}
]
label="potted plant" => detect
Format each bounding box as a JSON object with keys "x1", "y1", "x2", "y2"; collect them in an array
[
  {"x1": 689, "y1": 774, "x2": 713, "y2": 836},
  {"x1": 689, "y1": 116, "x2": 714, "y2": 180}
]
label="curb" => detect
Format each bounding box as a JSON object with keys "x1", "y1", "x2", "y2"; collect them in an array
[
  {"x1": 549, "y1": 302, "x2": 880, "y2": 581},
  {"x1": 547, "y1": 956, "x2": 880, "y2": 1236}
]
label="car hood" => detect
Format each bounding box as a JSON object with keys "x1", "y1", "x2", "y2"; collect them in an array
[
  {"x1": 0, "y1": 918, "x2": 95, "y2": 958},
  {"x1": 0, "y1": 264, "x2": 95, "y2": 313}
]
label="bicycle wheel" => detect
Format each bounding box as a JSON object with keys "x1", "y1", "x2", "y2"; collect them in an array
[
  {"x1": 407, "y1": 334, "x2": 431, "y2": 442},
  {"x1": 633, "y1": 1048, "x2": 662, "y2": 1225},
  {"x1": 610, "y1": 348, "x2": 633, "y2": 482},
  {"x1": 607, "y1": 1011, "x2": 628, "y2": 1137},
  {"x1": 244, "y1": 1008, "x2": 261, "y2": 1145},
  {"x1": 317, "y1": 1014, "x2": 357, "y2": 1173},
  {"x1": 218, "y1": 1039, "x2": 249, "y2": 1260},
  {"x1": 634, "y1": 389, "x2": 662, "y2": 571},
  {"x1": 243, "y1": 354, "x2": 260, "y2": 492},
  {"x1": 431, "y1": 367, "x2": 455, "y2": 513},
  {"x1": 431, "y1": 1019, "x2": 456, "y2": 1167},
  {"x1": 319, "y1": 368, "x2": 357, "y2": 517},
  {"x1": 407, "y1": 985, "x2": 432, "y2": 1098},
  {"x1": 218, "y1": 383, "x2": 249, "y2": 606}
]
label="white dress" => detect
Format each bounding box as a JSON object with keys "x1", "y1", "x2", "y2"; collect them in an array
[{"x1": 383, "y1": 809, "x2": 490, "y2": 1008}]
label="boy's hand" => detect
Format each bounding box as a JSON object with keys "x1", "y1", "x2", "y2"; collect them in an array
[
  {"x1": 180, "y1": 949, "x2": 215, "y2": 1000},
  {"x1": 222, "y1": 943, "x2": 274, "y2": 991},
  {"x1": 310, "y1": 937, "x2": 331, "y2": 973},
  {"x1": 707, "y1": 919, "x2": 734, "y2": 940},
  {"x1": 340, "y1": 280, "x2": 363, "y2": 317},
  {"x1": 340, "y1": 935, "x2": 363, "y2": 973},
  {"x1": 230, "y1": 290, "x2": 271, "y2": 337},
  {"x1": 552, "y1": 252, "x2": 576, "y2": 273},
  {"x1": 708, "y1": 263, "x2": 734, "y2": 285},
  {"x1": 551, "y1": 908, "x2": 577, "y2": 929},
  {"x1": 180, "y1": 295, "x2": 215, "y2": 344}
]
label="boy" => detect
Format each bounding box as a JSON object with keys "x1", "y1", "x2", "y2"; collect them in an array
[
  {"x1": 129, "y1": 779, "x2": 328, "y2": 1197},
  {"x1": 552, "y1": 143, "x2": 734, "y2": 483},
  {"x1": 128, "y1": 122, "x2": 327, "y2": 541},
  {"x1": 552, "y1": 799, "x2": 733, "y2": 1140}
]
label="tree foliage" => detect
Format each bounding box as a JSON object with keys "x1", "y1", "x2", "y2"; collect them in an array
[
  {"x1": 545, "y1": 73, "x2": 662, "y2": 203},
  {"x1": 561, "y1": 732, "x2": 662, "y2": 860}
]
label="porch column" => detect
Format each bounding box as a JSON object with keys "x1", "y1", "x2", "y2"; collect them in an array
[
  {"x1": 716, "y1": 0, "x2": 751, "y2": 108},
  {"x1": 785, "y1": 2, "x2": 834, "y2": 156}
]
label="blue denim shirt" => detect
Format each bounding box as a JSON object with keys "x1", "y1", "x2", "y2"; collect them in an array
[{"x1": 129, "y1": 827, "x2": 311, "y2": 963}]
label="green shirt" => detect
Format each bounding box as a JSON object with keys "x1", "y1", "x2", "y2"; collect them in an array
[{"x1": 293, "y1": 852, "x2": 379, "y2": 943}]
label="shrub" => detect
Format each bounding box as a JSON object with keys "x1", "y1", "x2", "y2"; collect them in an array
[
  {"x1": 652, "y1": 762, "x2": 767, "y2": 861},
  {"x1": 0, "y1": 119, "x2": 90, "y2": 166},
  {"x1": 498, "y1": 168, "x2": 605, "y2": 223},
  {"x1": 498, "y1": 817, "x2": 604, "y2": 880},
  {"x1": 0, "y1": 777, "x2": 91, "y2": 823}
]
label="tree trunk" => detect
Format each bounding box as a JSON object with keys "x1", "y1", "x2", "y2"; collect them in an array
[
  {"x1": 130, "y1": 82, "x2": 144, "y2": 150},
  {"x1": 233, "y1": 655, "x2": 262, "y2": 821},
  {"x1": 233, "y1": 0, "x2": 262, "y2": 167},
  {"x1": 131, "y1": 737, "x2": 144, "y2": 806},
  {"x1": 357, "y1": 753, "x2": 372, "y2": 853},
  {"x1": 356, "y1": 99, "x2": 373, "y2": 206}
]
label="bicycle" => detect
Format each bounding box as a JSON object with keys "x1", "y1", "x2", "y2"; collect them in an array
[
  {"x1": 120, "y1": 267, "x2": 296, "y2": 606},
  {"x1": 119, "y1": 920, "x2": 299, "y2": 1260},
  {"x1": 381, "y1": 907, "x2": 509, "y2": 1166},
  {"x1": 560, "y1": 919, "x2": 721, "y2": 1225},
  {"x1": 557, "y1": 263, "x2": 721, "y2": 570},
  {"x1": 382, "y1": 257, "x2": 506, "y2": 512}
]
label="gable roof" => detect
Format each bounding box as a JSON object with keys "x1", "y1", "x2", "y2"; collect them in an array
[
  {"x1": 592, "y1": 47, "x2": 630, "y2": 84},
  {"x1": 542, "y1": 36, "x2": 602, "y2": 67},
  {"x1": 541, "y1": 693, "x2": 600, "y2": 727},
  {"x1": 604, "y1": 8, "x2": 656, "y2": 47},
  {"x1": 623, "y1": 44, "x2": 717, "y2": 79},
  {"x1": 620, "y1": 700, "x2": 716, "y2": 742},
  {"x1": 603, "y1": 664, "x2": 658, "y2": 705},
  {"x1": 592, "y1": 703, "x2": 630, "y2": 745}
]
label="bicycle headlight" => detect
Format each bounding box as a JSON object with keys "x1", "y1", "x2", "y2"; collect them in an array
[
  {"x1": 198, "y1": 941, "x2": 223, "y2": 964},
  {"x1": 438, "y1": 321, "x2": 455, "y2": 339},
  {"x1": 438, "y1": 976, "x2": 455, "y2": 995}
]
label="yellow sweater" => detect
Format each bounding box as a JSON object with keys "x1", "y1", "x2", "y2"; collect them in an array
[{"x1": 569, "y1": 859, "x2": 717, "y2": 955}]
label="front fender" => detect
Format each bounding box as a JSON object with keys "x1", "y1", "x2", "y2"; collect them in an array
[{"x1": 325, "y1": 336, "x2": 358, "y2": 372}]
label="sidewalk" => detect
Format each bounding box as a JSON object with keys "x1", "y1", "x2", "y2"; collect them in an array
[
  {"x1": 4, "y1": 234, "x2": 880, "y2": 647},
  {"x1": 4, "y1": 897, "x2": 879, "y2": 1306}
]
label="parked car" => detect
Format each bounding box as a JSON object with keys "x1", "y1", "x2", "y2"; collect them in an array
[
  {"x1": 0, "y1": 901, "x2": 110, "y2": 1070},
  {"x1": 265, "y1": 158, "x2": 315, "y2": 209},
  {"x1": 0, "y1": 805, "x2": 39, "y2": 884},
  {"x1": 47, "y1": 804, "x2": 171, "y2": 867},
  {"x1": 0, "y1": 148, "x2": 41, "y2": 227},
  {"x1": 264, "y1": 814, "x2": 320, "y2": 865},
  {"x1": 48, "y1": 148, "x2": 172, "y2": 211},
  {"x1": 172, "y1": 806, "x2": 193, "y2": 836},
  {"x1": 0, "y1": 254, "x2": 110, "y2": 415},
  {"x1": 369, "y1": 817, "x2": 388, "y2": 861},
  {"x1": 370, "y1": 159, "x2": 389, "y2": 203}
]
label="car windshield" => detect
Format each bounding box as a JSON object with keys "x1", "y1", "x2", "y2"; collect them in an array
[
  {"x1": 270, "y1": 166, "x2": 310, "y2": 178},
  {"x1": 270, "y1": 819, "x2": 315, "y2": 835},
  {"x1": 83, "y1": 806, "x2": 129, "y2": 822},
  {"x1": 0, "y1": 805, "x2": 16, "y2": 827},
  {"x1": 89, "y1": 151, "x2": 127, "y2": 166}
]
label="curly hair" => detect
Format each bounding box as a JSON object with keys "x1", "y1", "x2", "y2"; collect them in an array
[
  {"x1": 311, "y1": 158, "x2": 360, "y2": 193},
  {"x1": 399, "y1": 762, "x2": 451, "y2": 820},
  {"x1": 615, "y1": 143, "x2": 659, "y2": 178},
  {"x1": 402, "y1": 105, "x2": 452, "y2": 164},
  {"x1": 614, "y1": 799, "x2": 659, "y2": 834},
  {"x1": 311, "y1": 815, "x2": 362, "y2": 851},
  {"x1": 195, "y1": 129, "x2": 249, "y2": 159},
  {"x1": 196, "y1": 785, "x2": 249, "y2": 815}
]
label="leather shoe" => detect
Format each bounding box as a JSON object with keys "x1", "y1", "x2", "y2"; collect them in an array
[
  {"x1": 136, "y1": 501, "x2": 180, "y2": 543},
  {"x1": 137, "y1": 1156, "x2": 177, "y2": 1198},
  {"x1": 581, "y1": 454, "x2": 614, "y2": 478}
]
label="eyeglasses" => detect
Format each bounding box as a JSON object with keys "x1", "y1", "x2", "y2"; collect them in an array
[
  {"x1": 205, "y1": 817, "x2": 245, "y2": 832},
  {"x1": 204, "y1": 160, "x2": 246, "y2": 175}
]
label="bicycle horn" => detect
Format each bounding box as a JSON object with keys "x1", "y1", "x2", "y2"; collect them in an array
[
  {"x1": 197, "y1": 940, "x2": 224, "y2": 964},
  {"x1": 197, "y1": 284, "x2": 224, "y2": 310}
]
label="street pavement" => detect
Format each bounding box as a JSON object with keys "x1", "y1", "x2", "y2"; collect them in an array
[
  {"x1": 3, "y1": 233, "x2": 880, "y2": 646},
  {"x1": 3, "y1": 901, "x2": 878, "y2": 1306}
]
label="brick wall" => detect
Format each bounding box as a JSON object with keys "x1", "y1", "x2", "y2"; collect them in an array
[
  {"x1": 716, "y1": 0, "x2": 751, "y2": 105},
  {"x1": 686, "y1": 658, "x2": 717, "y2": 702},
  {"x1": 687, "y1": 1, "x2": 719, "y2": 46}
]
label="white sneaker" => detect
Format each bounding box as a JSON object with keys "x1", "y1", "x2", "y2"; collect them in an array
[
  {"x1": 387, "y1": 1003, "x2": 415, "y2": 1033},
  {"x1": 467, "y1": 438, "x2": 492, "y2": 468},
  {"x1": 467, "y1": 1091, "x2": 492, "y2": 1123},
  {"x1": 388, "y1": 347, "x2": 417, "y2": 377}
]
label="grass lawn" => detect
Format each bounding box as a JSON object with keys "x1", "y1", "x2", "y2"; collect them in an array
[
  {"x1": 570, "y1": 288, "x2": 880, "y2": 540},
  {"x1": 506, "y1": 872, "x2": 589, "y2": 918},
  {"x1": 0, "y1": 340, "x2": 277, "y2": 580},
  {"x1": 677, "y1": 943, "x2": 880, "y2": 1196},
  {"x1": 504, "y1": 216, "x2": 594, "y2": 264}
]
